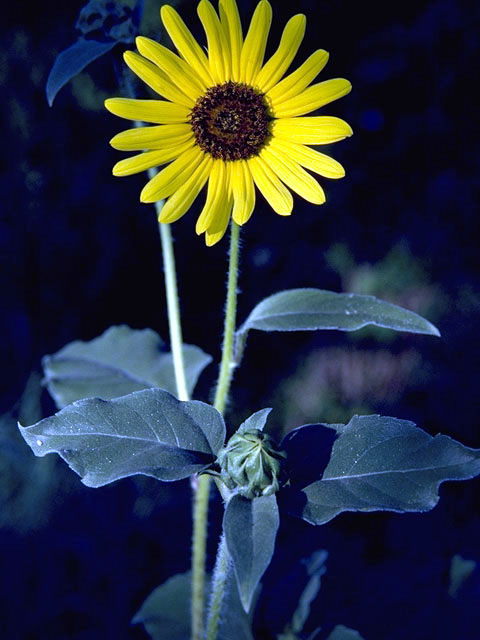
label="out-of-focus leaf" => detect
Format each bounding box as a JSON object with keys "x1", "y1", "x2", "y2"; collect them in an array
[
  {"x1": 238, "y1": 288, "x2": 440, "y2": 336},
  {"x1": 76, "y1": 0, "x2": 140, "y2": 43},
  {"x1": 288, "y1": 415, "x2": 480, "y2": 526},
  {"x1": 224, "y1": 494, "x2": 279, "y2": 612},
  {"x1": 132, "y1": 570, "x2": 254, "y2": 640},
  {"x1": 238, "y1": 408, "x2": 272, "y2": 433},
  {"x1": 449, "y1": 554, "x2": 477, "y2": 598},
  {"x1": 326, "y1": 625, "x2": 365, "y2": 640},
  {"x1": 43, "y1": 325, "x2": 212, "y2": 408},
  {"x1": 290, "y1": 551, "x2": 328, "y2": 635},
  {"x1": 47, "y1": 1, "x2": 144, "y2": 106},
  {"x1": 46, "y1": 39, "x2": 116, "y2": 106},
  {"x1": 19, "y1": 388, "x2": 225, "y2": 487}
]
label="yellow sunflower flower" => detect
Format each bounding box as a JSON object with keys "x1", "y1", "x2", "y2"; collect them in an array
[{"x1": 105, "y1": 0, "x2": 353, "y2": 245}]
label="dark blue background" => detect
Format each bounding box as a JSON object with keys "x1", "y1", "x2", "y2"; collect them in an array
[{"x1": 1, "y1": 0, "x2": 480, "y2": 638}]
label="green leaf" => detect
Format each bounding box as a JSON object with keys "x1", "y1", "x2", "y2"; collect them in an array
[
  {"x1": 133, "y1": 571, "x2": 254, "y2": 640},
  {"x1": 291, "y1": 415, "x2": 480, "y2": 525},
  {"x1": 43, "y1": 325, "x2": 212, "y2": 408},
  {"x1": 46, "y1": 39, "x2": 116, "y2": 106},
  {"x1": 223, "y1": 494, "x2": 279, "y2": 613},
  {"x1": 238, "y1": 288, "x2": 440, "y2": 336},
  {"x1": 132, "y1": 572, "x2": 191, "y2": 640},
  {"x1": 19, "y1": 388, "x2": 225, "y2": 487},
  {"x1": 238, "y1": 408, "x2": 272, "y2": 433},
  {"x1": 326, "y1": 625, "x2": 365, "y2": 640}
]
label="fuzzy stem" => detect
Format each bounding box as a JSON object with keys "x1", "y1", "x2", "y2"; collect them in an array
[
  {"x1": 200, "y1": 221, "x2": 242, "y2": 640},
  {"x1": 205, "y1": 534, "x2": 231, "y2": 640},
  {"x1": 191, "y1": 222, "x2": 241, "y2": 639},
  {"x1": 214, "y1": 221, "x2": 241, "y2": 414}
]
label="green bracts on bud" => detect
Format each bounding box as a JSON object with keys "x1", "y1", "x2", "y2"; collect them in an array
[{"x1": 217, "y1": 428, "x2": 286, "y2": 499}]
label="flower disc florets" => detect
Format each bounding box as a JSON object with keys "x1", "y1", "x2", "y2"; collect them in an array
[
  {"x1": 217, "y1": 428, "x2": 286, "y2": 499},
  {"x1": 190, "y1": 82, "x2": 271, "y2": 161}
]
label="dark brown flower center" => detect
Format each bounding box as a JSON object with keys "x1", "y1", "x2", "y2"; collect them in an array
[{"x1": 190, "y1": 82, "x2": 271, "y2": 161}]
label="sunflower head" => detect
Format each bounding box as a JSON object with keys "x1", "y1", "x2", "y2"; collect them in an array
[{"x1": 105, "y1": 0, "x2": 353, "y2": 246}]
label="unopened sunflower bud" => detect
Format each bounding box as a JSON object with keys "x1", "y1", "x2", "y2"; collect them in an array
[{"x1": 217, "y1": 428, "x2": 286, "y2": 499}]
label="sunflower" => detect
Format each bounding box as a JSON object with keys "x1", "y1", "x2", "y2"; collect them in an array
[{"x1": 105, "y1": 0, "x2": 352, "y2": 245}]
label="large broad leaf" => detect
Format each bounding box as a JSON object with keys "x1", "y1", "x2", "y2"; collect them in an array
[
  {"x1": 46, "y1": 39, "x2": 116, "y2": 106},
  {"x1": 132, "y1": 571, "x2": 254, "y2": 640},
  {"x1": 224, "y1": 494, "x2": 279, "y2": 613},
  {"x1": 19, "y1": 388, "x2": 225, "y2": 487},
  {"x1": 289, "y1": 415, "x2": 480, "y2": 526},
  {"x1": 238, "y1": 288, "x2": 440, "y2": 336},
  {"x1": 43, "y1": 325, "x2": 212, "y2": 408}
]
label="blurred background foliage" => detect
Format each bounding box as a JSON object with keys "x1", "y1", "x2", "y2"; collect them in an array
[{"x1": 1, "y1": 0, "x2": 480, "y2": 638}]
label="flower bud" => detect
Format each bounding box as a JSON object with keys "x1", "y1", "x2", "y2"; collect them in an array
[{"x1": 217, "y1": 428, "x2": 286, "y2": 499}]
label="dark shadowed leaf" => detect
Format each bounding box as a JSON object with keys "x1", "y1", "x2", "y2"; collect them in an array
[
  {"x1": 43, "y1": 325, "x2": 212, "y2": 408},
  {"x1": 238, "y1": 408, "x2": 272, "y2": 433},
  {"x1": 46, "y1": 39, "x2": 116, "y2": 106},
  {"x1": 289, "y1": 415, "x2": 480, "y2": 525},
  {"x1": 281, "y1": 423, "x2": 338, "y2": 489},
  {"x1": 238, "y1": 288, "x2": 440, "y2": 336},
  {"x1": 326, "y1": 625, "x2": 365, "y2": 640},
  {"x1": 224, "y1": 494, "x2": 279, "y2": 613},
  {"x1": 19, "y1": 388, "x2": 225, "y2": 487},
  {"x1": 132, "y1": 570, "x2": 254, "y2": 640}
]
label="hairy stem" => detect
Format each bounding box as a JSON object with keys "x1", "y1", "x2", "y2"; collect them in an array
[
  {"x1": 198, "y1": 221, "x2": 242, "y2": 640},
  {"x1": 191, "y1": 222, "x2": 241, "y2": 639},
  {"x1": 205, "y1": 534, "x2": 231, "y2": 640},
  {"x1": 214, "y1": 221, "x2": 241, "y2": 414}
]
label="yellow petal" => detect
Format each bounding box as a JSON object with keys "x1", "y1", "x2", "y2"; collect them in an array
[
  {"x1": 204, "y1": 166, "x2": 234, "y2": 245},
  {"x1": 105, "y1": 98, "x2": 190, "y2": 124},
  {"x1": 267, "y1": 49, "x2": 329, "y2": 107},
  {"x1": 197, "y1": 0, "x2": 230, "y2": 83},
  {"x1": 123, "y1": 51, "x2": 193, "y2": 107},
  {"x1": 248, "y1": 156, "x2": 293, "y2": 215},
  {"x1": 140, "y1": 146, "x2": 204, "y2": 202},
  {"x1": 112, "y1": 139, "x2": 195, "y2": 176},
  {"x1": 136, "y1": 36, "x2": 205, "y2": 101},
  {"x1": 219, "y1": 0, "x2": 243, "y2": 81},
  {"x1": 231, "y1": 160, "x2": 255, "y2": 225},
  {"x1": 195, "y1": 159, "x2": 228, "y2": 234},
  {"x1": 205, "y1": 199, "x2": 233, "y2": 245},
  {"x1": 261, "y1": 145, "x2": 325, "y2": 204},
  {"x1": 255, "y1": 14, "x2": 306, "y2": 93},
  {"x1": 272, "y1": 78, "x2": 352, "y2": 118},
  {"x1": 268, "y1": 138, "x2": 345, "y2": 178},
  {"x1": 159, "y1": 155, "x2": 213, "y2": 223},
  {"x1": 161, "y1": 5, "x2": 214, "y2": 87},
  {"x1": 271, "y1": 116, "x2": 353, "y2": 144},
  {"x1": 239, "y1": 0, "x2": 272, "y2": 85},
  {"x1": 109, "y1": 124, "x2": 194, "y2": 151}
]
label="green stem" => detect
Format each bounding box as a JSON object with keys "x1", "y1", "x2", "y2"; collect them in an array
[
  {"x1": 149, "y1": 174, "x2": 189, "y2": 402},
  {"x1": 191, "y1": 474, "x2": 211, "y2": 640},
  {"x1": 195, "y1": 221, "x2": 241, "y2": 640},
  {"x1": 205, "y1": 534, "x2": 231, "y2": 640},
  {"x1": 191, "y1": 221, "x2": 242, "y2": 640},
  {"x1": 214, "y1": 220, "x2": 241, "y2": 414}
]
